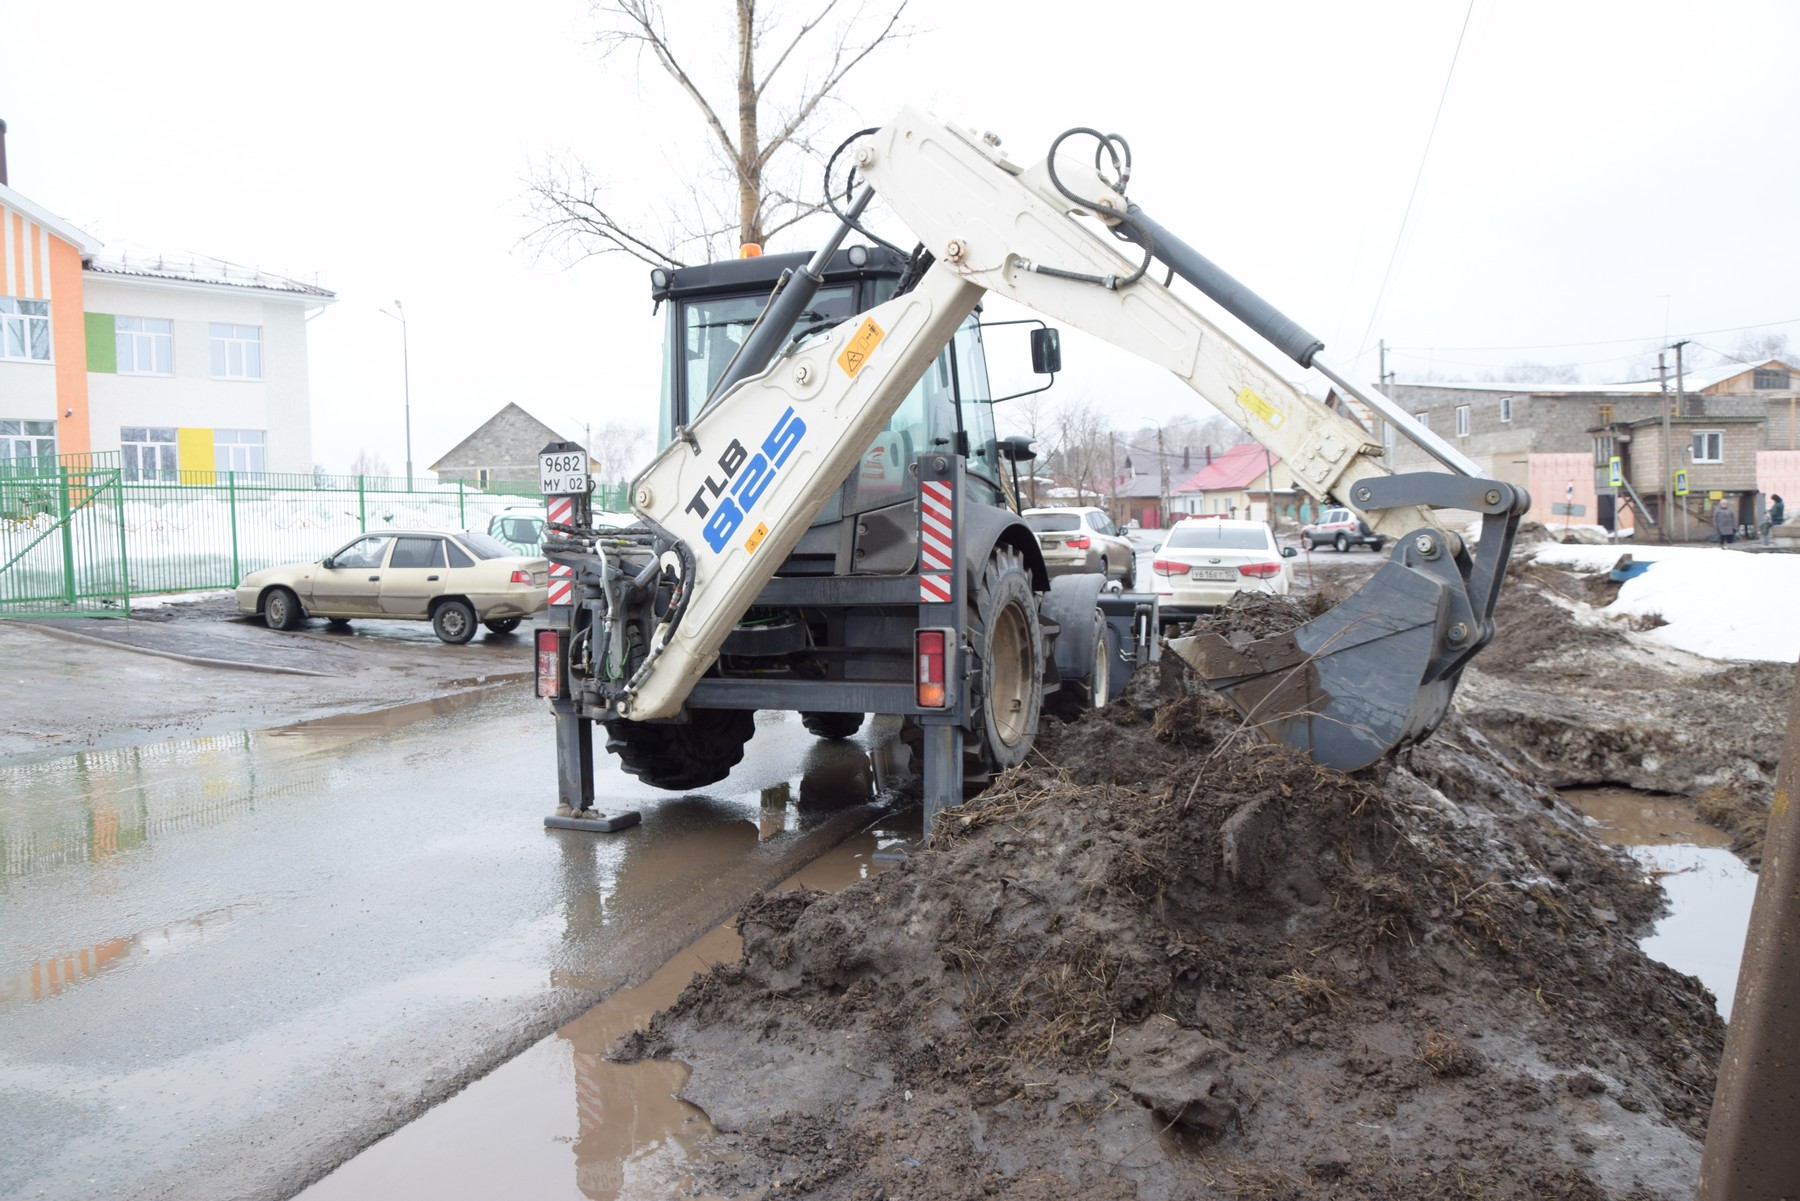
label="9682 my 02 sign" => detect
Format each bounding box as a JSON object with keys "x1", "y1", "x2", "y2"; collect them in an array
[{"x1": 539, "y1": 450, "x2": 590, "y2": 496}]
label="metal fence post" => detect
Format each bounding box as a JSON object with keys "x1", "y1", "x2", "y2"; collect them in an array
[
  {"x1": 458, "y1": 479, "x2": 466, "y2": 528},
  {"x1": 357, "y1": 474, "x2": 367, "y2": 532},
  {"x1": 58, "y1": 467, "x2": 76, "y2": 606},
  {"x1": 227, "y1": 471, "x2": 241, "y2": 586},
  {"x1": 1696, "y1": 659, "x2": 1800, "y2": 1198}
]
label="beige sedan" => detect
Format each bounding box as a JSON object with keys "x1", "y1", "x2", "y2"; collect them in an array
[{"x1": 234, "y1": 530, "x2": 549, "y2": 644}]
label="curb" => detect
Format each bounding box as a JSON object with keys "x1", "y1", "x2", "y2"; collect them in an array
[{"x1": 20, "y1": 621, "x2": 339, "y2": 677}]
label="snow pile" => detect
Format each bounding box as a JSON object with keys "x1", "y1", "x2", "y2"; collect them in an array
[{"x1": 1529, "y1": 541, "x2": 1800, "y2": 664}]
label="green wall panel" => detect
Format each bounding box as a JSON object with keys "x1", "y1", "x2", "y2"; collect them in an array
[{"x1": 85, "y1": 312, "x2": 116, "y2": 373}]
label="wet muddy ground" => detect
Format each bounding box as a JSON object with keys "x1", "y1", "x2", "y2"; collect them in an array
[{"x1": 605, "y1": 543, "x2": 1784, "y2": 1200}]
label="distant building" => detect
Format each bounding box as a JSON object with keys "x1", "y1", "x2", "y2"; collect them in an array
[
  {"x1": 1384, "y1": 360, "x2": 1796, "y2": 532},
  {"x1": 1171, "y1": 442, "x2": 1298, "y2": 524},
  {"x1": 0, "y1": 129, "x2": 334, "y2": 479},
  {"x1": 430, "y1": 402, "x2": 573, "y2": 488}
]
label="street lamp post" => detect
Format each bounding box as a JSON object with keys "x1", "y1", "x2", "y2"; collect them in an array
[{"x1": 379, "y1": 301, "x2": 414, "y2": 490}]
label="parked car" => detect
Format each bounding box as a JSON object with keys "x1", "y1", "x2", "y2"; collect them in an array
[
  {"x1": 234, "y1": 530, "x2": 549, "y2": 644},
  {"x1": 1023, "y1": 506, "x2": 1136, "y2": 586},
  {"x1": 487, "y1": 505, "x2": 547, "y2": 556},
  {"x1": 1300, "y1": 507, "x2": 1386, "y2": 553},
  {"x1": 1150, "y1": 517, "x2": 1296, "y2": 623}
]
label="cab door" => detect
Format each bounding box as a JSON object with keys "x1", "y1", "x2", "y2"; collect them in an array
[
  {"x1": 310, "y1": 534, "x2": 394, "y2": 616},
  {"x1": 378, "y1": 536, "x2": 449, "y2": 616}
]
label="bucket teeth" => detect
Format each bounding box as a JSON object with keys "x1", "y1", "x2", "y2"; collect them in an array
[{"x1": 1167, "y1": 562, "x2": 1455, "y2": 772}]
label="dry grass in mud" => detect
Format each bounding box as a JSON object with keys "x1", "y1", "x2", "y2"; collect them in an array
[{"x1": 620, "y1": 588, "x2": 1731, "y2": 1200}]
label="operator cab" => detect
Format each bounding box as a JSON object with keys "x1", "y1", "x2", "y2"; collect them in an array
[{"x1": 652, "y1": 246, "x2": 1010, "y2": 572}]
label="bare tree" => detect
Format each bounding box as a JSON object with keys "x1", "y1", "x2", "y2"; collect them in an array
[
  {"x1": 529, "y1": 0, "x2": 911, "y2": 269},
  {"x1": 1051, "y1": 397, "x2": 1113, "y2": 503},
  {"x1": 350, "y1": 450, "x2": 391, "y2": 479},
  {"x1": 588, "y1": 420, "x2": 653, "y2": 492},
  {"x1": 997, "y1": 390, "x2": 1054, "y2": 507},
  {"x1": 1729, "y1": 330, "x2": 1793, "y2": 365},
  {"x1": 1477, "y1": 361, "x2": 1581, "y2": 385}
]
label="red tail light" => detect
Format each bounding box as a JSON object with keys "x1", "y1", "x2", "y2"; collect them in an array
[
  {"x1": 1239, "y1": 562, "x2": 1284, "y2": 579},
  {"x1": 1152, "y1": 559, "x2": 1191, "y2": 577},
  {"x1": 535, "y1": 628, "x2": 562, "y2": 698},
  {"x1": 511, "y1": 569, "x2": 532, "y2": 584},
  {"x1": 915, "y1": 628, "x2": 953, "y2": 709},
  {"x1": 1065, "y1": 536, "x2": 1091, "y2": 550}
]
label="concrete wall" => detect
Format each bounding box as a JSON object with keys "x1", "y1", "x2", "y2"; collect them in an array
[{"x1": 82, "y1": 275, "x2": 317, "y2": 473}]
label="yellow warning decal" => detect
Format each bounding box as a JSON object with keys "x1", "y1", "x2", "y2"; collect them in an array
[
  {"x1": 1237, "y1": 386, "x2": 1285, "y2": 430},
  {"x1": 837, "y1": 317, "x2": 886, "y2": 378},
  {"x1": 744, "y1": 521, "x2": 770, "y2": 553}
]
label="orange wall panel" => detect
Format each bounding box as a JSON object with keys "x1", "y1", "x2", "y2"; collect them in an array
[{"x1": 49, "y1": 238, "x2": 90, "y2": 455}]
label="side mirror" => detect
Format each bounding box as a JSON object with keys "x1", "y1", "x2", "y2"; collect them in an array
[
  {"x1": 1281, "y1": 546, "x2": 1298, "y2": 558},
  {"x1": 997, "y1": 435, "x2": 1037, "y2": 463},
  {"x1": 321, "y1": 556, "x2": 336, "y2": 569},
  {"x1": 1030, "y1": 327, "x2": 1061, "y2": 374}
]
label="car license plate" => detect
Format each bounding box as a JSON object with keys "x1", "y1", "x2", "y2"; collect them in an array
[
  {"x1": 1195, "y1": 568, "x2": 1236, "y2": 581},
  {"x1": 540, "y1": 450, "x2": 590, "y2": 495}
]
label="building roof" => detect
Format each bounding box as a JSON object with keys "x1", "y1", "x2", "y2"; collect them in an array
[
  {"x1": 429, "y1": 402, "x2": 568, "y2": 472},
  {"x1": 1391, "y1": 359, "x2": 1795, "y2": 397},
  {"x1": 85, "y1": 248, "x2": 335, "y2": 301},
  {"x1": 1173, "y1": 441, "x2": 1281, "y2": 494},
  {"x1": 0, "y1": 182, "x2": 101, "y2": 255}
]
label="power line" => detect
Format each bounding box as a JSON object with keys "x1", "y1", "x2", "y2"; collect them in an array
[{"x1": 1357, "y1": 0, "x2": 1477, "y2": 362}]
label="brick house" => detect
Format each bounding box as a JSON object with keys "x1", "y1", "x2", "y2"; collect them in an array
[
  {"x1": 429, "y1": 402, "x2": 574, "y2": 488},
  {"x1": 1384, "y1": 359, "x2": 1796, "y2": 533}
]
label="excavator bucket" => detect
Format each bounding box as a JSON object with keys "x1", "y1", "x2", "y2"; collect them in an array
[{"x1": 1168, "y1": 477, "x2": 1527, "y2": 772}]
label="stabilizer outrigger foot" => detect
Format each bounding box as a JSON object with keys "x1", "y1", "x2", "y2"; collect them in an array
[{"x1": 1169, "y1": 475, "x2": 1529, "y2": 772}]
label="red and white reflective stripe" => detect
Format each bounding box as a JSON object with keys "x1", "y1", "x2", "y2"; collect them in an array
[
  {"x1": 919, "y1": 572, "x2": 952, "y2": 604},
  {"x1": 919, "y1": 480, "x2": 954, "y2": 571},
  {"x1": 546, "y1": 496, "x2": 574, "y2": 605}
]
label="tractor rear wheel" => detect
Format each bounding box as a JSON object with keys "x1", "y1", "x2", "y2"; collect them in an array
[
  {"x1": 963, "y1": 546, "x2": 1045, "y2": 789},
  {"x1": 604, "y1": 708, "x2": 756, "y2": 791}
]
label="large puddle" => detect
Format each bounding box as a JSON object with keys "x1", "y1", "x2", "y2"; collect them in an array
[
  {"x1": 296, "y1": 826, "x2": 898, "y2": 1200},
  {"x1": 1562, "y1": 786, "x2": 1758, "y2": 1019}
]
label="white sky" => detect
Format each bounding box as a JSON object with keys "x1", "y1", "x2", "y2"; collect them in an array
[{"x1": 4, "y1": 0, "x2": 1796, "y2": 475}]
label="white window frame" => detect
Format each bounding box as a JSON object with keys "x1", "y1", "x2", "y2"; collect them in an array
[
  {"x1": 1455, "y1": 405, "x2": 1471, "y2": 437},
  {"x1": 1499, "y1": 396, "x2": 1513, "y2": 423},
  {"x1": 0, "y1": 297, "x2": 52, "y2": 362},
  {"x1": 116, "y1": 316, "x2": 174, "y2": 375},
  {"x1": 121, "y1": 426, "x2": 179, "y2": 482},
  {"x1": 1415, "y1": 410, "x2": 1431, "y2": 431},
  {"x1": 209, "y1": 323, "x2": 263, "y2": 380},
  {"x1": 1691, "y1": 430, "x2": 1724, "y2": 464},
  {"x1": 213, "y1": 428, "x2": 266, "y2": 475},
  {"x1": 1, "y1": 418, "x2": 58, "y2": 463}
]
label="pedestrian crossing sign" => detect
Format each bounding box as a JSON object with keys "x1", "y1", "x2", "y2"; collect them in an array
[{"x1": 1673, "y1": 469, "x2": 1689, "y2": 497}]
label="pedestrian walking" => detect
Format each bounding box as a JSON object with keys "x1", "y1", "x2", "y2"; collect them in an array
[
  {"x1": 1714, "y1": 498, "x2": 1737, "y2": 547},
  {"x1": 1761, "y1": 494, "x2": 1786, "y2": 546}
]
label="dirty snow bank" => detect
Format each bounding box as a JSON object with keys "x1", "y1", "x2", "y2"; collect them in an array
[{"x1": 1529, "y1": 541, "x2": 1800, "y2": 663}]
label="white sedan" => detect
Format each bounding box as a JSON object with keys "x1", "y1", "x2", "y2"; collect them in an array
[
  {"x1": 1150, "y1": 518, "x2": 1296, "y2": 623},
  {"x1": 235, "y1": 530, "x2": 548, "y2": 644}
]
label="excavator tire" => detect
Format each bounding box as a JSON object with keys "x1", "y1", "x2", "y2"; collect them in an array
[
  {"x1": 800, "y1": 712, "x2": 865, "y2": 740},
  {"x1": 603, "y1": 708, "x2": 755, "y2": 791},
  {"x1": 963, "y1": 545, "x2": 1046, "y2": 789}
]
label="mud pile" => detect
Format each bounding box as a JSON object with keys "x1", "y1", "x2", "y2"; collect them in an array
[
  {"x1": 618, "y1": 583, "x2": 1734, "y2": 1199},
  {"x1": 1455, "y1": 562, "x2": 1787, "y2": 864}
]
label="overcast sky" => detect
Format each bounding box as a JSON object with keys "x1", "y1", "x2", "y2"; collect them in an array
[{"x1": 5, "y1": 0, "x2": 1795, "y2": 475}]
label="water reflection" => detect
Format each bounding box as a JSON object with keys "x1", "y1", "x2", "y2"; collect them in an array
[
  {"x1": 1563, "y1": 786, "x2": 1757, "y2": 1018},
  {"x1": 0, "y1": 904, "x2": 251, "y2": 1008}
]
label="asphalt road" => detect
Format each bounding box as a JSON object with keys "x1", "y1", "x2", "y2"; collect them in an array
[{"x1": 0, "y1": 661, "x2": 907, "y2": 1201}]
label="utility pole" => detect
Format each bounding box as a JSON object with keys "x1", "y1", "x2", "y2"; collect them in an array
[
  {"x1": 1156, "y1": 425, "x2": 1170, "y2": 529},
  {"x1": 1107, "y1": 434, "x2": 1117, "y2": 524},
  {"x1": 1672, "y1": 339, "x2": 1692, "y2": 543},
  {"x1": 1379, "y1": 339, "x2": 1394, "y2": 390},
  {"x1": 1659, "y1": 352, "x2": 1672, "y2": 542}
]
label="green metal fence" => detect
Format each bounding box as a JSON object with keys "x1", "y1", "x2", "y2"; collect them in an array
[
  {"x1": 1, "y1": 454, "x2": 130, "y2": 617},
  {"x1": 0, "y1": 455, "x2": 630, "y2": 613}
]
